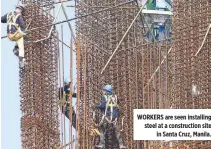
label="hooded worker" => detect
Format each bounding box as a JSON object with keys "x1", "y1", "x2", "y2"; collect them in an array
[
  {"x1": 95, "y1": 85, "x2": 126, "y2": 149},
  {"x1": 1, "y1": 3, "x2": 26, "y2": 68},
  {"x1": 58, "y1": 77, "x2": 77, "y2": 129}
]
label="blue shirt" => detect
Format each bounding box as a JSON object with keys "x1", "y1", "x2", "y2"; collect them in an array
[
  {"x1": 1, "y1": 12, "x2": 25, "y2": 34},
  {"x1": 96, "y1": 94, "x2": 119, "y2": 119}
]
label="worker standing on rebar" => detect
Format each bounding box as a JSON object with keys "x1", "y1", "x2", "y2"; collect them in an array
[
  {"x1": 94, "y1": 85, "x2": 126, "y2": 149},
  {"x1": 1, "y1": 3, "x2": 26, "y2": 68},
  {"x1": 58, "y1": 77, "x2": 77, "y2": 129}
]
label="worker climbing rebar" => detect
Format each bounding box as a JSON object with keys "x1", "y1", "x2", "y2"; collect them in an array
[
  {"x1": 58, "y1": 77, "x2": 77, "y2": 129},
  {"x1": 1, "y1": 3, "x2": 27, "y2": 68},
  {"x1": 94, "y1": 85, "x2": 126, "y2": 149}
]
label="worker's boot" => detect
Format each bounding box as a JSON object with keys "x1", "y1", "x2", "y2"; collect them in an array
[
  {"x1": 119, "y1": 144, "x2": 126, "y2": 149},
  {"x1": 95, "y1": 144, "x2": 104, "y2": 149},
  {"x1": 119, "y1": 139, "x2": 126, "y2": 148},
  {"x1": 13, "y1": 45, "x2": 19, "y2": 57},
  {"x1": 115, "y1": 128, "x2": 126, "y2": 148},
  {"x1": 19, "y1": 57, "x2": 26, "y2": 68},
  {"x1": 95, "y1": 131, "x2": 105, "y2": 148}
]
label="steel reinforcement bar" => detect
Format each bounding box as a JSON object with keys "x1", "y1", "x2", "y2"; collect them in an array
[
  {"x1": 19, "y1": 1, "x2": 60, "y2": 149},
  {"x1": 150, "y1": 0, "x2": 211, "y2": 148},
  {"x1": 75, "y1": 0, "x2": 145, "y2": 148}
]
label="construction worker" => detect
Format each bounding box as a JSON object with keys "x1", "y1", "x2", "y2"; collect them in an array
[
  {"x1": 1, "y1": 3, "x2": 26, "y2": 68},
  {"x1": 58, "y1": 77, "x2": 77, "y2": 129},
  {"x1": 95, "y1": 85, "x2": 126, "y2": 149}
]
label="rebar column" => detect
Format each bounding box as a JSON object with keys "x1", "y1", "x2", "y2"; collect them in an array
[
  {"x1": 19, "y1": 1, "x2": 60, "y2": 149},
  {"x1": 76, "y1": 0, "x2": 144, "y2": 149},
  {"x1": 157, "y1": 0, "x2": 211, "y2": 148}
]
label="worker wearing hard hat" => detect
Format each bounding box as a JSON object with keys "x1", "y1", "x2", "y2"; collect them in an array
[
  {"x1": 94, "y1": 85, "x2": 126, "y2": 149},
  {"x1": 58, "y1": 77, "x2": 77, "y2": 129},
  {"x1": 1, "y1": 3, "x2": 26, "y2": 68}
]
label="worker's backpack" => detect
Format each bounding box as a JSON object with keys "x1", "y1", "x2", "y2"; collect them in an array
[{"x1": 7, "y1": 12, "x2": 21, "y2": 32}]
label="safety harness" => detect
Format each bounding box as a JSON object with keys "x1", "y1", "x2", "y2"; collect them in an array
[
  {"x1": 99, "y1": 94, "x2": 118, "y2": 124},
  {"x1": 7, "y1": 12, "x2": 21, "y2": 33},
  {"x1": 57, "y1": 90, "x2": 70, "y2": 111}
]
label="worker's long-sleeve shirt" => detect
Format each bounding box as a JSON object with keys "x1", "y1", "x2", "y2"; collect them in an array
[
  {"x1": 58, "y1": 85, "x2": 77, "y2": 111},
  {"x1": 58, "y1": 85, "x2": 76, "y2": 100},
  {"x1": 96, "y1": 95, "x2": 107, "y2": 110},
  {"x1": 1, "y1": 12, "x2": 25, "y2": 34},
  {"x1": 96, "y1": 94, "x2": 119, "y2": 119},
  {"x1": 58, "y1": 85, "x2": 77, "y2": 129}
]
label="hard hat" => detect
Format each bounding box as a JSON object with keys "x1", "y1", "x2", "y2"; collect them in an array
[
  {"x1": 64, "y1": 77, "x2": 71, "y2": 84},
  {"x1": 16, "y1": 3, "x2": 25, "y2": 11},
  {"x1": 103, "y1": 85, "x2": 113, "y2": 93}
]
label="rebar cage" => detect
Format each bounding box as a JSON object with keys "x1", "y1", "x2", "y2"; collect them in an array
[{"x1": 20, "y1": 0, "x2": 60, "y2": 149}]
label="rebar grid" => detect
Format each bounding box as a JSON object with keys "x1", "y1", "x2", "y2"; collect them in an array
[
  {"x1": 15, "y1": 0, "x2": 210, "y2": 148},
  {"x1": 76, "y1": 1, "x2": 144, "y2": 148},
  {"x1": 140, "y1": 39, "x2": 172, "y2": 149},
  {"x1": 76, "y1": 1, "x2": 210, "y2": 149},
  {"x1": 142, "y1": 40, "x2": 172, "y2": 110},
  {"x1": 172, "y1": 0, "x2": 210, "y2": 108},
  {"x1": 19, "y1": 1, "x2": 60, "y2": 149},
  {"x1": 152, "y1": 0, "x2": 211, "y2": 148}
]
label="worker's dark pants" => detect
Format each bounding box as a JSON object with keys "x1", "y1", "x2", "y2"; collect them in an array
[
  {"x1": 62, "y1": 106, "x2": 77, "y2": 129},
  {"x1": 98, "y1": 117, "x2": 124, "y2": 147}
]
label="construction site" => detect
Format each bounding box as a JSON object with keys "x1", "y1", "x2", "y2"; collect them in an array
[{"x1": 1, "y1": 0, "x2": 211, "y2": 149}]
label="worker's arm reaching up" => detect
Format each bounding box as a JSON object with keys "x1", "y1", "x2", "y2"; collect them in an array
[
  {"x1": 1, "y1": 14, "x2": 7, "y2": 23},
  {"x1": 95, "y1": 96, "x2": 106, "y2": 110}
]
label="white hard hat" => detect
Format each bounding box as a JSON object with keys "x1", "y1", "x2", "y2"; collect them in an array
[{"x1": 64, "y1": 77, "x2": 71, "y2": 84}]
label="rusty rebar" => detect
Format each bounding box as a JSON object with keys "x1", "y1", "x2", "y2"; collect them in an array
[{"x1": 20, "y1": 1, "x2": 60, "y2": 149}]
